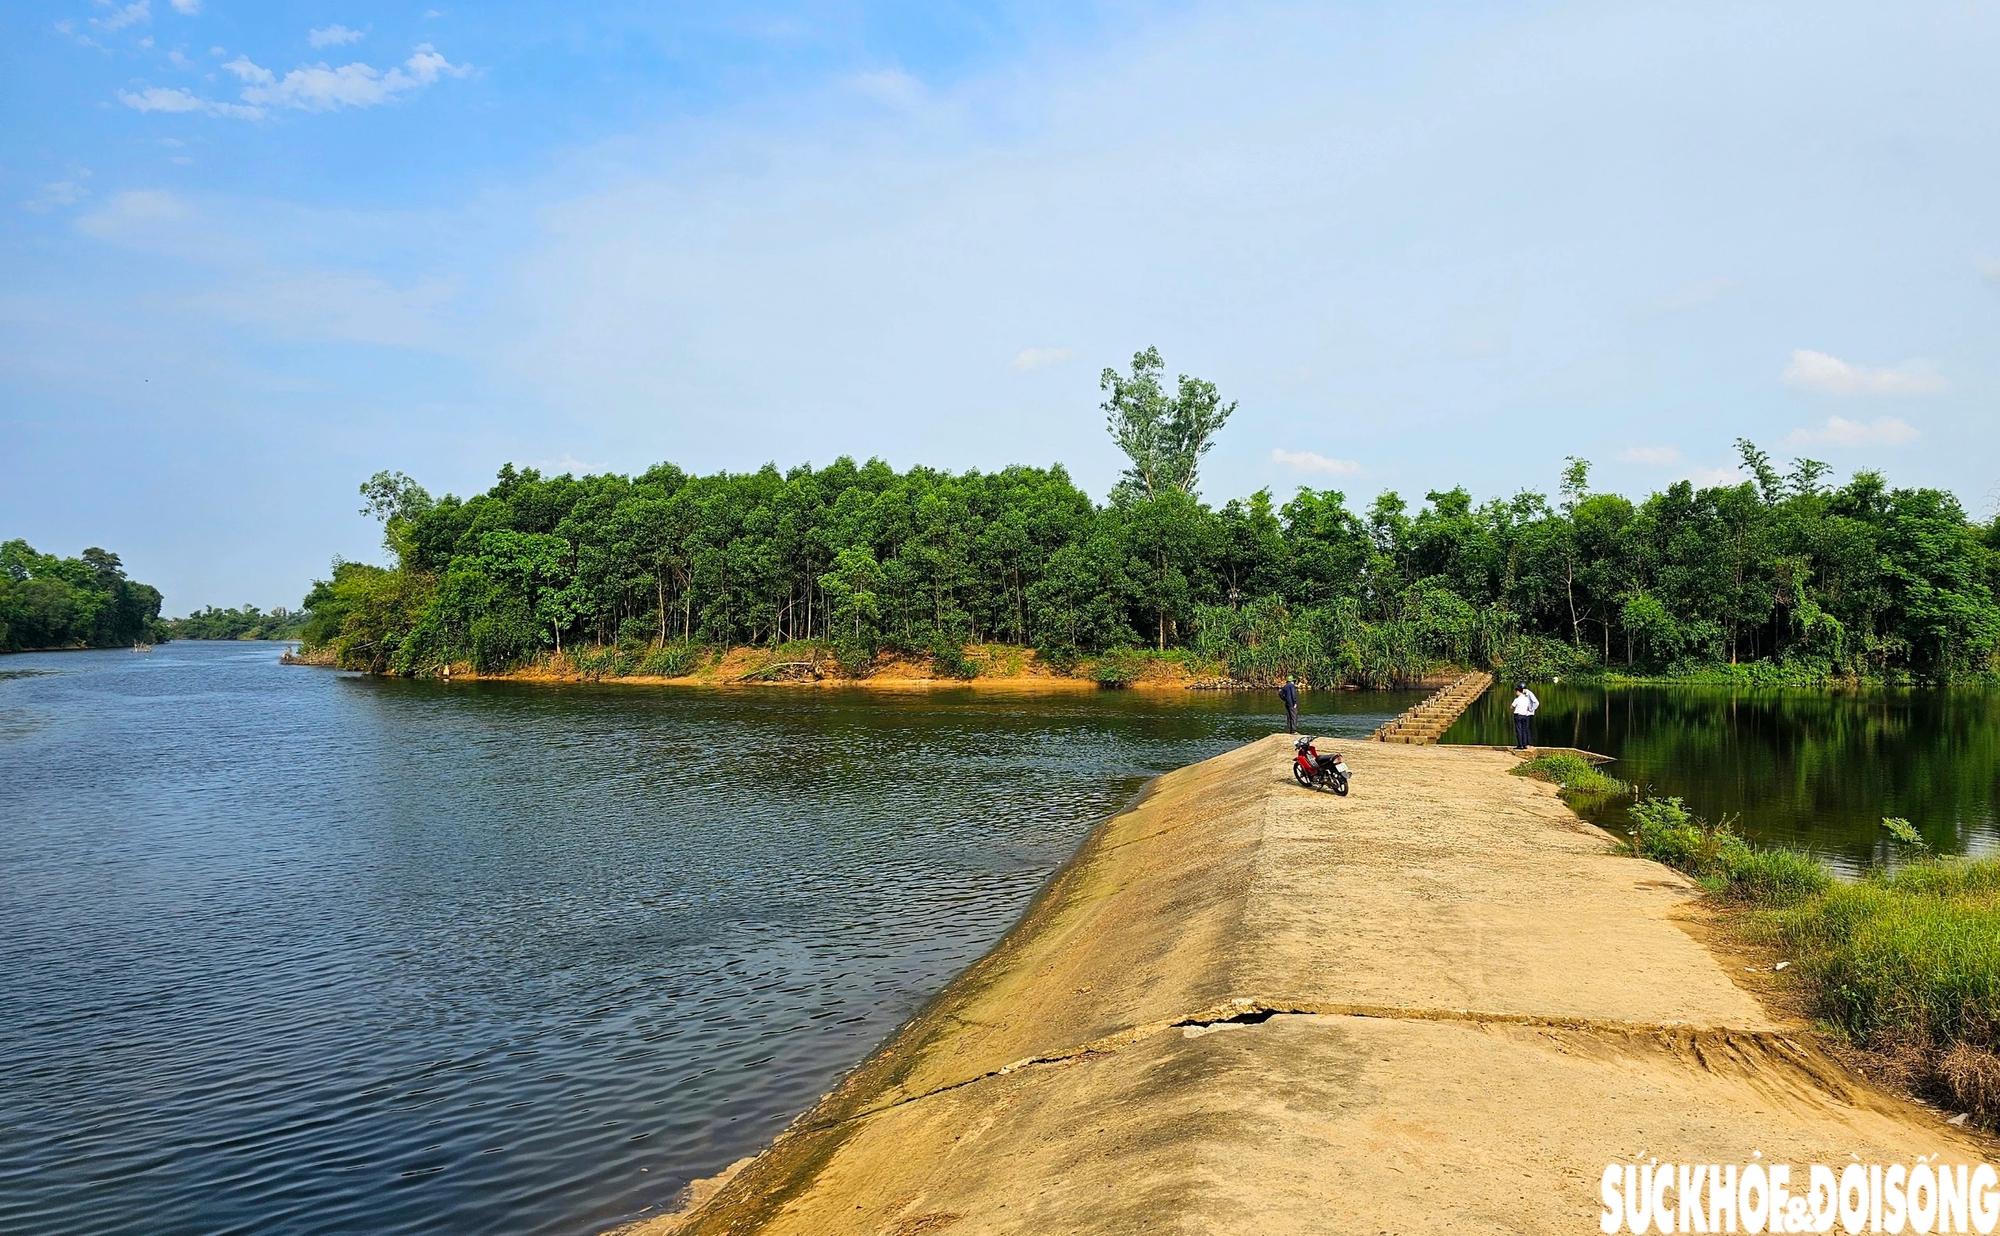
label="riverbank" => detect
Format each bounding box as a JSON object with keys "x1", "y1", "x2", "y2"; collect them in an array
[
  {"x1": 622, "y1": 737, "x2": 1986, "y2": 1234},
  {"x1": 293, "y1": 640, "x2": 1464, "y2": 692},
  {"x1": 1627, "y1": 797, "x2": 2000, "y2": 1129}
]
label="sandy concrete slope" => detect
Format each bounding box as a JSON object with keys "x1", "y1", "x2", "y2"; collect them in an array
[{"x1": 634, "y1": 736, "x2": 1984, "y2": 1235}]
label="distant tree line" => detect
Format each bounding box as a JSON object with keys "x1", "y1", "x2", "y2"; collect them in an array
[
  {"x1": 166, "y1": 605, "x2": 309, "y2": 642},
  {"x1": 299, "y1": 352, "x2": 2000, "y2": 685},
  {"x1": 0, "y1": 540, "x2": 167, "y2": 652}
]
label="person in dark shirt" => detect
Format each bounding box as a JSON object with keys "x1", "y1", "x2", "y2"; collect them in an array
[{"x1": 1279, "y1": 675, "x2": 1300, "y2": 733}]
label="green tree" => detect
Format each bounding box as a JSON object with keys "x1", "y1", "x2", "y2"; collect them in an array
[
  {"x1": 819, "y1": 547, "x2": 886, "y2": 647},
  {"x1": 1101, "y1": 346, "x2": 1236, "y2": 499}
]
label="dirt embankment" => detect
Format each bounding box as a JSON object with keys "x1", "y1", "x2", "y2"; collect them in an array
[
  {"x1": 299, "y1": 643, "x2": 1467, "y2": 693},
  {"x1": 621, "y1": 738, "x2": 1988, "y2": 1235}
]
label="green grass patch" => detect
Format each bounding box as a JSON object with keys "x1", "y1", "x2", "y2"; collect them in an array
[
  {"x1": 1631, "y1": 792, "x2": 2000, "y2": 1123},
  {"x1": 1509, "y1": 751, "x2": 1628, "y2": 797},
  {"x1": 1629, "y1": 796, "x2": 1832, "y2": 904},
  {"x1": 636, "y1": 642, "x2": 708, "y2": 677},
  {"x1": 1769, "y1": 860, "x2": 2000, "y2": 1120}
]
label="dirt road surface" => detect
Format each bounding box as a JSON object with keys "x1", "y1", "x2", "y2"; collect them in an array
[{"x1": 629, "y1": 736, "x2": 1985, "y2": 1234}]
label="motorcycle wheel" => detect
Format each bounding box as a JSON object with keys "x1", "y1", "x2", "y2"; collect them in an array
[
  {"x1": 1332, "y1": 773, "x2": 1350, "y2": 797},
  {"x1": 1292, "y1": 764, "x2": 1312, "y2": 787}
]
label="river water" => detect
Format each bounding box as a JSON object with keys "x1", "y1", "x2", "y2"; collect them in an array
[
  {"x1": 0, "y1": 643, "x2": 1414, "y2": 1236},
  {"x1": 1446, "y1": 680, "x2": 2000, "y2": 874}
]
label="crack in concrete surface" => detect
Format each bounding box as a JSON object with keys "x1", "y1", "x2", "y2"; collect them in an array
[
  {"x1": 819, "y1": 996, "x2": 1825, "y2": 1133},
  {"x1": 635, "y1": 738, "x2": 1987, "y2": 1236}
]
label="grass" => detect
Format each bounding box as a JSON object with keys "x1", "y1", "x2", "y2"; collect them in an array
[
  {"x1": 563, "y1": 641, "x2": 711, "y2": 679},
  {"x1": 636, "y1": 642, "x2": 709, "y2": 677},
  {"x1": 1508, "y1": 750, "x2": 1628, "y2": 797},
  {"x1": 1629, "y1": 794, "x2": 2000, "y2": 1124}
]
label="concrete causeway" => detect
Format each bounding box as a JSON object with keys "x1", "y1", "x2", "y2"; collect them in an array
[
  {"x1": 633, "y1": 736, "x2": 1984, "y2": 1234},
  {"x1": 1372, "y1": 671, "x2": 1492, "y2": 743}
]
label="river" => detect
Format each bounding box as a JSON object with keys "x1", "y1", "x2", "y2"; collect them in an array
[
  {"x1": 0, "y1": 643, "x2": 1414, "y2": 1236},
  {"x1": 1446, "y1": 679, "x2": 2000, "y2": 873}
]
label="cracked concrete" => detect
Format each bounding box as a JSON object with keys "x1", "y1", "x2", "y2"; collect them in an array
[{"x1": 625, "y1": 736, "x2": 1986, "y2": 1235}]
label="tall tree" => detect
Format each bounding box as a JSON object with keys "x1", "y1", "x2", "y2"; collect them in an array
[{"x1": 1101, "y1": 346, "x2": 1237, "y2": 500}]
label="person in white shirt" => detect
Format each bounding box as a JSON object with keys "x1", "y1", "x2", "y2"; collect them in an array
[{"x1": 1511, "y1": 681, "x2": 1540, "y2": 749}]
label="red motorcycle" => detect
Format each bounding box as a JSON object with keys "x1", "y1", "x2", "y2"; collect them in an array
[{"x1": 1292, "y1": 737, "x2": 1350, "y2": 795}]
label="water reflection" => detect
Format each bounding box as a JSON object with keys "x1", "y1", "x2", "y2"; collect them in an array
[{"x1": 1446, "y1": 682, "x2": 2000, "y2": 873}]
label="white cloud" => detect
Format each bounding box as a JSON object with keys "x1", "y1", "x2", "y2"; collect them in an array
[
  {"x1": 1271, "y1": 448, "x2": 1361, "y2": 476},
  {"x1": 1010, "y1": 346, "x2": 1073, "y2": 371},
  {"x1": 1786, "y1": 416, "x2": 1919, "y2": 448},
  {"x1": 117, "y1": 85, "x2": 262, "y2": 119},
  {"x1": 168, "y1": 48, "x2": 193, "y2": 67},
  {"x1": 169, "y1": 0, "x2": 201, "y2": 13},
  {"x1": 1618, "y1": 446, "x2": 1682, "y2": 466},
  {"x1": 1976, "y1": 256, "x2": 2000, "y2": 285},
  {"x1": 536, "y1": 454, "x2": 610, "y2": 476},
  {"x1": 22, "y1": 182, "x2": 91, "y2": 213},
  {"x1": 308, "y1": 24, "x2": 364, "y2": 48},
  {"x1": 225, "y1": 44, "x2": 466, "y2": 112},
  {"x1": 1781, "y1": 349, "x2": 1947, "y2": 397},
  {"x1": 92, "y1": 0, "x2": 151, "y2": 33}
]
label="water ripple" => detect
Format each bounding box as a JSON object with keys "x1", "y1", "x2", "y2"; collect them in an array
[{"x1": 0, "y1": 646, "x2": 1416, "y2": 1236}]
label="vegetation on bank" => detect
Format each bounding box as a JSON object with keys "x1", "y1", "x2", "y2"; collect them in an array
[
  {"x1": 1509, "y1": 750, "x2": 1628, "y2": 797},
  {"x1": 1630, "y1": 798, "x2": 2000, "y2": 1126},
  {"x1": 439, "y1": 638, "x2": 1246, "y2": 688},
  {"x1": 165, "y1": 605, "x2": 309, "y2": 642},
  {"x1": 0, "y1": 540, "x2": 167, "y2": 652},
  {"x1": 294, "y1": 349, "x2": 2000, "y2": 684}
]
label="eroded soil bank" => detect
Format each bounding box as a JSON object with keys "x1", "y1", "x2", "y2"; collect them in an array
[
  {"x1": 623, "y1": 738, "x2": 1986, "y2": 1234},
  {"x1": 289, "y1": 643, "x2": 1461, "y2": 692}
]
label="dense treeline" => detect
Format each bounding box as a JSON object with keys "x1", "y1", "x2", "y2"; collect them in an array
[
  {"x1": 0, "y1": 540, "x2": 167, "y2": 652},
  {"x1": 166, "y1": 605, "x2": 309, "y2": 642},
  {"x1": 299, "y1": 440, "x2": 2000, "y2": 685}
]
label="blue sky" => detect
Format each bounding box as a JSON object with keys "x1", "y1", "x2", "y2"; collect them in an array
[{"x1": 4, "y1": 1, "x2": 1997, "y2": 613}]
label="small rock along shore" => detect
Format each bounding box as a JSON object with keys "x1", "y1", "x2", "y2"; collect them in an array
[{"x1": 622, "y1": 736, "x2": 1986, "y2": 1234}]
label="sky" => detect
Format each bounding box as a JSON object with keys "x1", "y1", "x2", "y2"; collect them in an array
[{"x1": 3, "y1": 1, "x2": 1997, "y2": 613}]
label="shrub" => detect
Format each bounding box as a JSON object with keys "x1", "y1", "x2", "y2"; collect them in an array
[
  {"x1": 1629, "y1": 795, "x2": 1830, "y2": 903},
  {"x1": 1629, "y1": 796, "x2": 1716, "y2": 872},
  {"x1": 1882, "y1": 816, "x2": 1929, "y2": 851},
  {"x1": 571, "y1": 645, "x2": 621, "y2": 680},
  {"x1": 930, "y1": 640, "x2": 979, "y2": 680},
  {"x1": 1510, "y1": 751, "x2": 1627, "y2": 796},
  {"x1": 1715, "y1": 846, "x2": 1833, "y2": 905},
  {"x1": 830, "y1": 640, "x2": 875, "y2": 678},
  {"x1": 637, "y1": 642, "x2": 707, "y2": 677},
  {"x1": 1496, "y1": 633, "x2": 1600, "y2": 678},
  {"x1": 1773, "y1": 860, "x2": 2000, "y2": 1056},
  {"x1": 1090, "y1": 648, "x2": 1144, "y2": 687}
]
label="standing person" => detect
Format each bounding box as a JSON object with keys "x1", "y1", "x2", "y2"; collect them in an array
[
  {"x1": 1279, "y1": 675, "x2": 1300, "y2": 734},
  {"x1": 1511, "y1": 681, "x2": 1540, "y2": 750}
]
